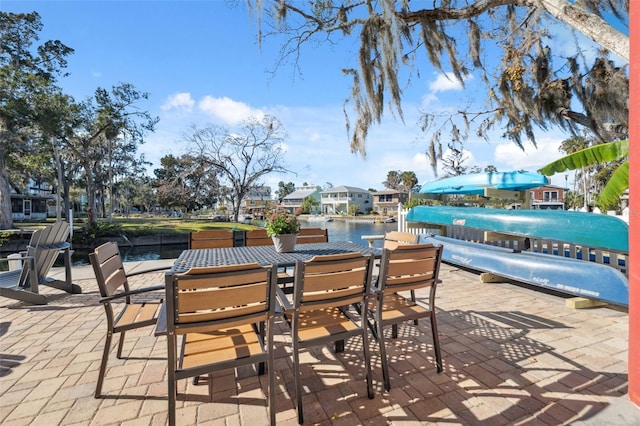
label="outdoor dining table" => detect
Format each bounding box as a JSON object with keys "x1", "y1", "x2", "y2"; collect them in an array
[
  {"x1": 167, "y1": 241, "x2": 382, "y2": 274},
  {"x1": 156, "y1": 241, "x2": 381, "y2": 336}
]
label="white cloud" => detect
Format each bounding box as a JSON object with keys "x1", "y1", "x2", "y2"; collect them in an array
[
  {"x1": 198, "y1": 96, "x2": 263, "y2": 125},
  {"x1": 307, "y1": 131, "x2": 321, "y2": 142},
  {"x1": 161, "y1": 92, "x2": 195, "y2": 112},
  {"x1": 493, "y1": 137, "x2": 563, "y2": 172},
  {"x1": 421, "y1": 72, "x2": 474, "y2": 109},
  {"x1": 429, "y1": 72, "x2": 471, "y2": 93}
]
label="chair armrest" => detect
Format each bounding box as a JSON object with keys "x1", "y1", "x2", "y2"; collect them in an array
[
  {"x1": 0, "y1": 254, "x2": 35, "y2": 263},
  {"x1": 154, "y1": 302, "x2": 168, "y2": 336},
  {"x1": 275, "y1": 286, "x2": 294, "y2": 313},
  {"x1": 126, "y1": 265, "x2": 171, "y2": 278},
  {"x1": 369, "y1": 282, "x2": 381, "y2": 295},
  {"x1": 99, "y1": 284, "x2": 165, "y2": 303}
]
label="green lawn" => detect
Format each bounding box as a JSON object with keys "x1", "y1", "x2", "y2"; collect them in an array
[
  {"x1": 10, "y1": 217, "x2": 259, "y2": 237},
  {"x1": 111, "y1": 217, "x2": 258, "y2": 234}
]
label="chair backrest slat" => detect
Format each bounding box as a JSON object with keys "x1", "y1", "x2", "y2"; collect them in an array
[
  {"x1": 296, "y1": 228, "x2": 328, "y2": 244},
  {"x1": 26, "y1": 221, "x2": 70, "y2": 283},
  {"x1": 104, "y1": 269, "x2": 128, "y2": 296},
  {"x1": 294, "y1": 252, "x2": 373, "y2": 309},
  {"x1": 177, "y1": 282, "x2": 267, "y2": 314},
  {"x1": 189, "y1": 230, "x2": 235, "y2": 249},
  {"x1": 378, "y1": 244, "x2": 442, "y2": 294},
  {"x1": 177, "y1": 269, "x2": 267, "y2": 290},
  {"x1": 387, "y1": 257, "x2": 437, "y2": 277},
  {"x1": 168, "y1": 263, "x2": 276, "y2": 333},
  {"x1": 383, "y1": 231, "x2": 419, "y2": 250},
  {"x1": 245, "y1": 229, "x2": 273, "y2": 246},
  {"x1": 90, "y1": 242, "x2": 130, "y2": 297}
]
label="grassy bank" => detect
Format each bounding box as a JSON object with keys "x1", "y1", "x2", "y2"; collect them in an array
[{"x1": 2, "y1": 217, "x2": 258, "y2": 247}]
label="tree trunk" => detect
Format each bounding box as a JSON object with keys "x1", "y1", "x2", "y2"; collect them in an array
[
  {"x1": 62, "y1": 178, "x2": 71, "y2": 219},
  {"x1": 537, "y1": 0, "x2": 629, "y2": 61},
  {"x1": 403, "y1": 0, "x2": 629, "y2": 61},
  {"x1": 81, "y1": 160, "x2": 98, "y2": 226},
  {"x1": 0, "y1": 137, "x2": 14, "y2": 230},
  {"x1": 54, "y1": 143, "x2": 63, "y2": 220},
  {"x1": 233, "y1": 203, "x2": 240, "y2": 223}
]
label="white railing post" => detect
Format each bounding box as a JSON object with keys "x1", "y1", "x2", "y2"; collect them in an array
[{"x1": 397, "y1": 203, "x2": 404, "y2": 232}]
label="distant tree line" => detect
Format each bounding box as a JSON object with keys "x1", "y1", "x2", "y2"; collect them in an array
[{"x1": 1, "y1": 12, "x2": 289, "y2": 228}]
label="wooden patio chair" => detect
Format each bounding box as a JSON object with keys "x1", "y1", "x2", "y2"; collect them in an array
[
  {"x1": 296, "y1": 227, "x2": 329, "y2": 244},
  {"x1": 0, "y1": 221, "x2": 80, "y2": 305},
  {"x1": 188, "y1": 229, "x2": 234, "y2": 249},
  {"x1": 277, "y1": 252, "x2": 375, "y2": 424},
  {"x1": 243, "y1": 229, "x2": 293, "y2": 285},
  {"x1": 244, "y1": 228, "x2": 273, "y2": 246},
  {"x1": 0, "y1": 254, "x2": 40, "y2": 304},
  {"x1": 277, "y1": 228, "x2": 329, "y2": 286},
  {"x1": 383, "y1": 231, "x2": 419, "y2": 250},
  {"x1": 164, "y1": 263, "x2": 278, "y2": 426},
  {"x1": 367, "y1": 243, "x2": 443, "y2": 391},
  {"x1": 89, "y1": 241, "x2": 168, "y2": 398}
]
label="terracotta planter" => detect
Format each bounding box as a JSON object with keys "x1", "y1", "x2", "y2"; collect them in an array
[{"x1": 272, "y1": 234, "x2": 298, "y2": 253}]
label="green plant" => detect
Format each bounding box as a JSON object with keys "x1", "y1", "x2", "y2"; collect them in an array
[
  {"x1": 538, "y1": 140, "x2": 628, "y2": 207},
  {"x1": 264, "y1": 211, "x2": 300, "y2": 237}
]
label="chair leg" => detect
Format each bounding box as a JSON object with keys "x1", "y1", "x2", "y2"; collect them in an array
[
  {"x1": 293, "y1": 340, "x2": 303, "y2": 424},
  {"x1": 168, "y1": 375, "x2": 177, "y2": 426},
  {"x1": 410, "y1": 291, "x2": 419, "y2": 326},
  {"x1": 430, "y1": 310, "x2": 443, "y2": 373},
  {"x1": 95, "y1": 331, "x2": 113, "y2": 398},
  {"x1": 362, "y1": 328, "x2": 374, "y2": 399},
  {"x1": 116, "y1": 331, "x2": 126, "y2": 358},
  {"x1": 378, "y1": 320, "x2": 391, "y2": 391},
  {"x1": 391, "y1": 324, "x2": 398, "y2": 339},
  {"x1": 258, "y1": 321, "x2": 266, "y2": 375},
  {"x1": 208, "y1": 374, "x2": 214, "y2": 401},
  {"x1": 167, "y1": 334, "x2": 177, "y2": 426},
  {"x1": 267, "y1": 320, "x2": 276, "y2": 425}
]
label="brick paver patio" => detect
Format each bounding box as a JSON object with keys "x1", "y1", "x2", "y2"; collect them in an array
[{"x1": 1, "y1": 260, "x2": 637, "y2": 425}]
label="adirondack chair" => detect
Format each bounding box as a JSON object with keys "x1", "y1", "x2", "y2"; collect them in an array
[
  {"x1": 0, "y1": 221, "x2": 80, "y2": 305},
  {"x1": 0, "y1": 254, "x2": 42, "y2": 304}
]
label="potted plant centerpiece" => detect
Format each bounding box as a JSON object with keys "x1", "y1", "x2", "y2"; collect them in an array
[{"x1": 265, "y1": 210, "x2": 300, "y2": 253}]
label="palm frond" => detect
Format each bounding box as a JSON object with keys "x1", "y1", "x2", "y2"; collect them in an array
[
  {"x1": 538, "y1": 140, "x2": 628, "y2": 175},
  {"x1": 597, "y1": 161, "x2": 629, "y2": 206}
]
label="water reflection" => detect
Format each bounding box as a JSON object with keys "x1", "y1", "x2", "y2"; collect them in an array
[
  {"x1": 68, "y1": 244, "x2": 188, "y2": 266},
  {"x1": 304, "y1": 220, "x2": 396, "y2": 248}
]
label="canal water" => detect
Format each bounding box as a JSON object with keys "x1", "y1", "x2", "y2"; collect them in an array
[{"x1": 67, "y1": 220, "x2": 398, "y2": 266}]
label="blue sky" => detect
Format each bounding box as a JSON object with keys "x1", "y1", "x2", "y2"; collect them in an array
[{"x1": 4, "y1": 0, "x2": 620, "y2": 191}]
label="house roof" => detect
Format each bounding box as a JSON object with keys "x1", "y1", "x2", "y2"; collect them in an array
[
  {"x1": 532, "y1": 184, "x2": 566, "y2": 190},
  {"x1": 283, "y1": 188, "x2": 318, "y2": 199},
  {"x1": 373, "y1": 189, "x2": 407, "y2": 195},
  {"x1": 321, "y1": 185, "x2": 371, "y2": 194}
]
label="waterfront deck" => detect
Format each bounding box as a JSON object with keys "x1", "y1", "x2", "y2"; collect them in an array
[{"x1": 1, "y1": 260, "x2": 638, "y2": 425}]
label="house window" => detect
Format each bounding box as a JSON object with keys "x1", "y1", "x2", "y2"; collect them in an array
[
  {"x1": 33, "y1": 200, "x2": 47, "y2": 213},
  {"x1": 11, "y1": 198, "x2": 23, "y2": 213},
  {"x1": 543, "y1": 191, "x2": 558, "y2": 202}
]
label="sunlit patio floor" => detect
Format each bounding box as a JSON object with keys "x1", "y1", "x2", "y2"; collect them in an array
[{"x1": 1, "y1": 260, "x2": 638, "y2": 425}]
